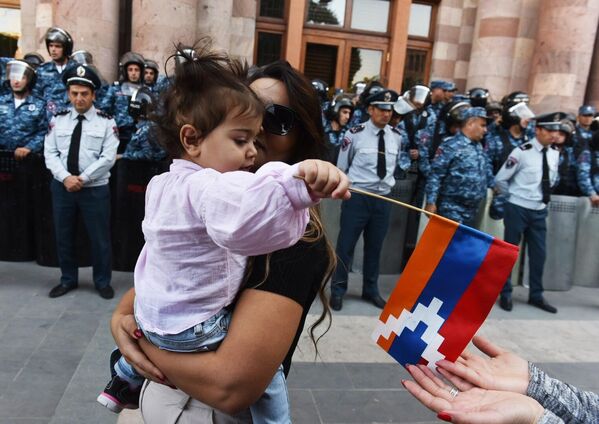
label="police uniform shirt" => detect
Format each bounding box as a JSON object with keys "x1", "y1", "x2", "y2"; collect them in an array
[
  {"x1": 0, "y1": 93, "x2": 48, "y2": 152},
  {"x1": 337, "y1": 118, "x2": 403, "y2": 195},
  {"x1": 495, "y1": 138, "x2": 559, "y2": 210},
  {"x1": 44, "y1": 105, "x2": 119, "y2": 187}
]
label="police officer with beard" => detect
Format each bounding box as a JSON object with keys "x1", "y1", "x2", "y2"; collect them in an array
[
  {"x1": 99, "y1": 52, "x2": 145, "y2": 153},
  {"x1": 577, "y1": 130, "x2": 599, "y2": 207},
  {"x1": 0, "y1": 60, "x2": 47, "y2": 159}
]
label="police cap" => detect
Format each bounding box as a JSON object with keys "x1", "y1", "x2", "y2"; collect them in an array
[
  {"x1": 367, "y1": 89, "x2": 399, "y2": 110},
  {"x1": 430, "y1": 80, "x2": 446, "y2": 90},
  {"x1": 578, "y1": 105, "x2": 596, "y2": 116},
  {"x1": 459, "y1": 106, "x2": 488, "y2": 122},
  {"x1": 534, "y1": 112, "x2": 569, "y2": 131},
  {"x1": 62, "y1": 64, "x2": 102, "y2": 91},
  {"x1": 443, "y1": 82, "x2": 457, "y2": 92}
]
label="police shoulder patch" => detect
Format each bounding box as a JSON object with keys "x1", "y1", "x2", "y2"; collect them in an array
[
  {"x1": 97, "y1": 110, "x2": 113, "y2": 119},
  {"x1": 519, "y1": 142, "x2": 533, "y2": 151},
  {"x1": 53, "y1": 108, "x2": 70, "y2": 116},
  {"x1": 341, "y1": 137, "x2": 351, "y2": 151},
  {"x1": 505, "y1": 156, "x2": 518, "y2": 169},
  {"x1": 349, "y1": 124, "x2": 365, "y2": 134}
]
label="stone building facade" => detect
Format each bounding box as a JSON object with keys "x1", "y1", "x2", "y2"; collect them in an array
[{"x1": 12, "y1": 0, "x2": 599, "y2": 114}]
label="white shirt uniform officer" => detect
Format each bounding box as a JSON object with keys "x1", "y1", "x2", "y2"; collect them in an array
[
  {"x1": 44, "y1": 64, "x2": 118, "y2": 301},
  {"x1": 332, "y1": 89, "x2": 407, "y2": 311},
  {"x1": 495, "y1": 112, "x2": 567, "y2": 315}
]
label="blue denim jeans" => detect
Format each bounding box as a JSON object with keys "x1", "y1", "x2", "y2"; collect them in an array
[{"x1": 114, "y1": 308, "x2": 290, "y2": 424}]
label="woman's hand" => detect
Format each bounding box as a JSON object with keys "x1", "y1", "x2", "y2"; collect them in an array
[
  {"x1": 403, "y1": 364, "x2": 544, "y2": 424},
  {"x1": 298, "y1": 159, "x2": 351, "y2": 200},
  {"x1": 436, "y1": 336, "x2": 530, "y2": 395}
]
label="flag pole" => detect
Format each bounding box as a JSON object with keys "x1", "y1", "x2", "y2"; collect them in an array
[{"x1": 347, "y1": 186, "x2": 434, "y2": 217}]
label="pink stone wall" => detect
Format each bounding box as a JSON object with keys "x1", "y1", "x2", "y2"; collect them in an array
[
  {"x1": 528, "y1": 0, "x2": 599, "y2": 114},
  {"x1": 584, "y1": 23, "x2": 599, "y2": 110},
  {"x1": 430, "y1": 0, "x2": 463, "y2": 87}
]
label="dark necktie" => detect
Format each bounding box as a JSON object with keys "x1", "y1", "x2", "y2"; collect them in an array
[
  {"x1": 377, "y1": 129, "x2": 386, "y2": 180},
  {"x1": 67, "y1": 115, "x2": 85, "y2": 176},
  {"x1": 541, "y1": 147, "x2": 551, "y2": 204}
]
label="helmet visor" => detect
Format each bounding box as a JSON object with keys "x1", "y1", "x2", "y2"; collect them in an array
[
  {"x1": 410, "y1": 85, "x2": 430, "y2": 106},
  {"x1": 6, "y1": 61, "x2": 34, "y2": 83},
  {"x1": 508, "y1": 103, "x2": 534, "y2": 120},
  {"x1": 393, "y1": 97, "x2": 416, "y2": 115}
]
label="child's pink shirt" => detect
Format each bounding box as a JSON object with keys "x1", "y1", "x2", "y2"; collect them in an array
[{"x1": 134, "y1": 159, "x2": 316, "y2": 335}]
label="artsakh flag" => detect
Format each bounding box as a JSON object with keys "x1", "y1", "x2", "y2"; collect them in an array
[{"x1": 372, "y1": 215, "x2": 518, "y2": 368}]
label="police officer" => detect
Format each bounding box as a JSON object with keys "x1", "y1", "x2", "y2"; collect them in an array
[
  {"x1": 573, "y1": 105, "x2": 595, "y2": 155},
  {"x1": 34, "y1": 27, "x2": 75, "y2": 118},
  {"x1": 425, "y1": 107, "x2": 493, "y2": 225},
  {"x1": 143, "y1": 59, "x2": 167, "y2": 95},
  {"x1": 44, "y1": 64, "x2": 119, "y2": 299},
  {"x1": 323, "y1": 93, "x2": 354, "y2": 163},
  {"x1": 0, "y1": 60, "x2": 47, "y2": 159},
  {"x1": 486, "y1": 101, "x2": 502, "y2": 126},
  {"x1": 331, "y1": 89, "x2": 406, "y2": 311},
  {"x1": 553, "y1": 119, "x2": 581, "y2": 196},
  {"x1": 577, "y1": 130, "x2": 599, "y2": 207},
  {"x1": 495, "y1": 112, "x2": 565, "y2": 313},
  {"x1": 0, "y1": 57, "x2": 11, "y2": 97},
  {"x1": 69, "y1": 50, "x2": 110, "y2": 104},
  {"x1": 429, "y1": 80, "x2": 447, "y2": 118},
  {"x1": 99, "y1": 51, "x2": 145, "y2": 153},
  {"x1": 486, "y1": 102, "x2": 532, "y2": 219},
  {"x1": 22, "y1": 52, "x2": 45, "y2": 70},
  {"x1": 468, "y1": 87, "x2": 489, "y2": 108},
  {"x1": 443, "y1": 81, "x2": 457, "y2": 103},
  {"x1": 120, "y1": 87, "x2": 166, "y2": 161},
  {"x1": 311, "y1": 78, "x2": 330, "y2": 114}
]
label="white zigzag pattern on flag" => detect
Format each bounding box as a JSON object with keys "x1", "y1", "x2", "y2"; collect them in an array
[{"x1": 372, "y1": 297, "x2": 447, "y2": 370}]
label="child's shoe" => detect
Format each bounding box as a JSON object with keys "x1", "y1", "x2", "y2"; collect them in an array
[{"x1": 97, "y1": 375, "x2": 141, "y2": 413}]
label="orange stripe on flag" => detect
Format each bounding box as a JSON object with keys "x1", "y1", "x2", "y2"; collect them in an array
[{"x1": 376, "y1": 215, "x2": 458, "y2": 351}]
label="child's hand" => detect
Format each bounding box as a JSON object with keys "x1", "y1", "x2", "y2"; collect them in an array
[{"x1": 298, "y1": 159, "x2": 351, "y2": 200}]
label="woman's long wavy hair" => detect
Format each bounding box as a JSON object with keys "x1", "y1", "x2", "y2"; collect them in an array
[{"x1": 245, "y1": 61, "x2": 337, "y2": 351}]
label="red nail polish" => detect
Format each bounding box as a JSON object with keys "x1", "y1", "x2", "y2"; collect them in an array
[
  {"x1": 134, "y1": 329, "x2": 142, "y2": 338},
  {"x1": 437, "y1": 412, "x2": 452, "y2": 422}
]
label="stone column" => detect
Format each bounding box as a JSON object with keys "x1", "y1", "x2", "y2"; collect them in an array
[
  {"x1": 454, "y1": 0, "x2": 477, "y2": 91},
  {"x1": 430, "y1": 0, "x2": 463, "y2": 85},
  {"x1": 466, "y1": 0, "x2": 522, "y2": 98},
  {"x1": 131, "y1": 0, "x2": 198, "y2": 78},
  {"x1": 229, "y1": 0, "x2": 256, "y2": 64},
  {"x1": 196, "y1": 0, "x2": 233, "y2": 52},
  {"x1": 584, "y1": 23, "x2": 599, "y2": 110},
  {"x1": 387, "y1": 0, "x2": 412, "y2": 90},
  {"x1": 528, "y1": 0, "x2": 599, "y2": 114},
  {"x1": 507, "y1": 0, "x2": 541, "y2": 93}
]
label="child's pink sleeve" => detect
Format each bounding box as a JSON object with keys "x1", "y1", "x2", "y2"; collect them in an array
[{"x1": 193, "y1": 162, "x2": 317, "y2": 256}]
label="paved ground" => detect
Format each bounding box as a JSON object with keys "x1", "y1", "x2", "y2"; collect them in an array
[{"x1": 0, "y1": 260, "x2": 598, "y2": 424}]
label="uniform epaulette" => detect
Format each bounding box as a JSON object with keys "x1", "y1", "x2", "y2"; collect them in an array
[
  {"x1": 53, "y1": 108, "x2": 70, "y2": 116},
  {"x1": 349, "y1": 124, "x2": 366, "y2": 134},
  {"x1": 519, "y1": 142, "x2": 533, "y2": 150},
  {"x1": 391, "y1": 127, "x2": 402, "y2": 135},
  {"x1": 97, "y1": 110, "x2": 113, "y2": 119}
]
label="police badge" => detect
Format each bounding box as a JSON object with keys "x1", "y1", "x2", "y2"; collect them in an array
[{"x1": 77, "y1": 66, "x2": 86, "y2": 77}]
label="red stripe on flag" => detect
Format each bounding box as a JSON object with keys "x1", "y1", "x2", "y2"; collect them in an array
[
  {"x1": 376, "y1": 215, "x2": 458, "y2": 351},
  {"x1": 437, "y1": 238, "x2": 519, "y2": 362}
]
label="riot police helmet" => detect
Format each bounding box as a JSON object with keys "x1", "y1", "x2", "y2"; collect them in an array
[
  {"x1": 70, "y1": 50, "x2": 94, "y2": 65},
  {"x1": 486, "y1": 100, "x2": 502, "y2": 114},
  {"x1": 144, "y1": 59, "x2": 159, "y2": 74},
  {"x1": 311, "y1": 79, "x2": 329, "y2": 102},
  {"x1": 358, "y1": 81, "x2": 384, "y2": 106},
  {"x1": 5, "y1": 60, "x2": 37, "y2": 90},
  {"x1": 22, "y1": 52, "x2": 45, "y2": 70},
  {"x1": 352, "y1": 81, "x2": 367, "y2": 96},
  {"x1": 407, "y1": 84, "x2": 431, "y2": 108},
  {"x1": 468, "y1": 87, "x2": 489, "y2": 108},
  {"x1": 325, "y1": 93, "x2": 354, "y2": 122},
  {"x1": 44, "y1": 27, "x2": 74, "y2": 57},
  {"x1": 441, "y1": 100, "x2": 471, "y2": 127},
  {"x1": 128, "y1": 86, "x2": 154, "y2": 120},
  {"x1": 502, "y1": 91, "x2": 530, "y2": 108}
]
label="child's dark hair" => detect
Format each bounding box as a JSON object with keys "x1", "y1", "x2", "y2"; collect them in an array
[{"x1": 152, "y1": 38, "x2": 264, "y2": 158}]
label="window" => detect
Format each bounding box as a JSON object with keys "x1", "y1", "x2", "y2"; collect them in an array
[
  {"x1": 259, "y1": 0, "x2": 285, "y2": 19},
  {"x1": 403, "y1": 48, "x2": 429, "y2": 91},
  {"x1": 306, "y1": 0, "x2": 346, "y2": 27},
  {"x1": 408, "y1": 3, "x2": 433, "y2": 38},
  {"x1": 0, "y1": 6, "x2": 19, "y2": 57},
  {"x1": 348, "y1": 47, "x2": 383, "y2": 86},
  {"x1": 303, "y1": 42, "x2": 338, "y2": 87},
  {"x1": 256, "y1": 32, "x2": 283, "y2": 66},
  {"x1": 350, "y1": 0, "x2": 390, "y2": 32}
]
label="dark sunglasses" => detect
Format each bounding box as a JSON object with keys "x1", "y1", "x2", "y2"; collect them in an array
[{"x1": 263, "y1": 104, "x2": 296, "y2": 136}]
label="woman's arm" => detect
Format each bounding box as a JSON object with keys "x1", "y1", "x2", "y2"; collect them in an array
[{"x1": 138, "y1": 288, "x2": 303, "y2": 415}]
